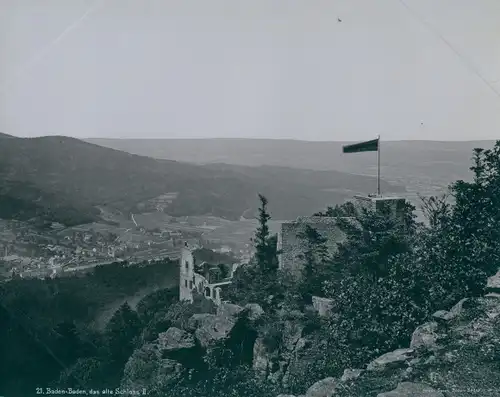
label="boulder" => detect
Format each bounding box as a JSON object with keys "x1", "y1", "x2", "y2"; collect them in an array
[
  {"x1": 192, "y1": 313, "x2": 236, "y2": 348},
  {"x1": 447, "y1": 298, "x2": 469, "y2": 319},
  {"x1": 216, "y1": 302, "x2": 244, "y2": 318},
  {"x1": 456, "y1": 317, "x2": 493, "y2": 343},
  {"x1": 486, "y1": 270, "x2": 500, "y2": 294},
  {"x1": 305, "y1": 377, "x2": 338, "y2": 397},
  {"x1": 156, "y1": 327, "x2": 195, "y2": 353},
  {"x1": 154, "y1": 359, "x2": 184, "y2": 387},
  {"x1": 367, "y1": 348, "x2": 415, "y2": 372},
  {"x1": 187, "y1": 313, "x2": 214, "y2": 330},
  {"x1": 376, "y1": 382, "x2": 444, "y2": 397},
  {"x1": 340, "y1": 368, "x2": 363, "y2": 382},
  {"x1": 432, "y1": 310, "x2": 449, "y2": 322},
  {"x1": 279, "y1": 322, "x2": 306, "y2": 385},
  {"x1": 121, "y1": 344, "x2": 158, "y2": 389},
  {"x1": 483, "y1": 294, "x2": 500, "y2": 320},
  {"x1": 410, "y1": 321, "x2": 439, "y2": 350},
  {"x1": 121, "y1": 344, "x2": 183, "y2": 390},
  {"x1": 245, "y1": 303, "x2": 265, "y2": 321},
  {"x1": 253, "y1": 336, "x2": 272, "y2": 374},
  {"x1": 432, "y1": 298, "x2": 469, "y2": 322}
]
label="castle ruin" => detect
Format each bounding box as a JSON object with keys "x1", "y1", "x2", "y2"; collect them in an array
[
  {"x1": 179, "y1": 242, "x2": 235, "y2": 305},
  {"x1": 277, "y1": 216, "x2": 347, "y2": 277},
  {"x1": 179, "y1": 194, "x2": 406, "y2": 315},
  {"x1": 277, "y1": 195, "x2": 406, "y2": 277}
]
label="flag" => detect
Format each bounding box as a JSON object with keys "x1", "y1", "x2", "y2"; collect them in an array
[{"x1": 342, "y1": 138, "x2": 379, "y2": 153}]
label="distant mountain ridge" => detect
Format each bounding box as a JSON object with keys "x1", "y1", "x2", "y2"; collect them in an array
[
  {"x1": 0, "y1": 134, "x2": 404, "y2": 225},
  {"x1": 86, "y1": 137, "x2": 496, "y2": 198}
]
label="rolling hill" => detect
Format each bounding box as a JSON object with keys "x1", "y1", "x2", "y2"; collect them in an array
[
  {"x1": 0, "y1": 134, "x2": 405, "y2": 225},
  {"x1": 86, "y1": 138, "x2": 496, "y2": 196}
]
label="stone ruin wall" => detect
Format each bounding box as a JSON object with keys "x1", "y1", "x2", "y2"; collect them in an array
[
  {"x1": 354, "y1": 196, "x2": 407, "y2": 223},
  {"x1": 278, "y1": 216, "x2": 348, "y2": 277},
  {"x1": 312, "y1": 296, "x2": 334, "y2": 316}
]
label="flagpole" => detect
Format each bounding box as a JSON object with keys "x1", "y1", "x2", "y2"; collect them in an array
[{"x1": 377, "y1": 135, "x2": 381, "y2": 196}]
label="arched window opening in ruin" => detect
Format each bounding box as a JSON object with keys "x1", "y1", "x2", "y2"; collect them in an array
[{"x1": 205, "y1": 287, "x2": 210, "y2": 297}]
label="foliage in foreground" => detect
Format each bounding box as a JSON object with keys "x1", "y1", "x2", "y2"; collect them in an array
[
  {"x1": 3, "y1": 143, "x2": 500, "y2": 396},
  {"x1": 223, "y1": 142, "x2": 500, "y2": 395}
]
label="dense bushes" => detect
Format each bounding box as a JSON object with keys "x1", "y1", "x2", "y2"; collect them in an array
[
  {"x1": 223, "y1": 142, "x2": 500, "y2": 395},
  {"x1": 291, "y1": 142, "x2": 500, "y2": 387}
]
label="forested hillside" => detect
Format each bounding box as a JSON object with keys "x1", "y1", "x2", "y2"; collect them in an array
[
  {"x1": 0, "y1": 259, "x2": 178, "y2": 396},
  {"x1": 0, "y1": 134, "x2": 404, "y2": 225}
]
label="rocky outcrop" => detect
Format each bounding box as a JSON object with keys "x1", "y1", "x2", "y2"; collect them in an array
[
  {"x1": 154, "y1": 358, "x2": 184, "y2": 389},
  {"x1": 187, "y1": 313, "x2": 215, "y2": 330},
  {"x1": 432, "y1": 298, "x2": 469, "y2": 322},
  {"x1": 185, "y1": 303, "x2": 250, "y2": 348},
  {"x1": 410, "y1": 322, "x2": 440, "y2": 351},
  {"x1": 217, "y1": 302, "x2": 244, "y2": 318},
  {"x1": 192, "y1": 313, "x2": 237, "y2": 348},
  {"x1": 366, "y1": 348, "x2": 415, "y2": 372},
  {"x1": 485, "y1": 292, "x2": 500, "y2": 300},
  {"x1": 340, "y1": 368, "x2": 363, "y2": 382},
  {"x1": 122, "y1": 300, "x2": 256, "y2": 391},
  {"x1": 376, "y1": 382, "x2": 444, "y2": 397},
  {"x1": 121, "y1": 343, "x2": 183, "y2": 390},
  {"x1": 278, "y1": 288, "x2": 500, "y2": 397},
  {"x1": 157, "y1": 327, "x2": 195, "y2": 353},
  {"x1": 304, "y1": 377, "x2": 337, "y2": 397},
  {"x1": 245, "y1": 303, "x2": 265, "y2": 321},
  {"x1": 253, "y1": 319, "x2": 306, "y2": 386},
  {"x1": 280, "y1": 321, "x2": 306, "y2": 383},
  {"x1": 486, "y1": 270, "x2": 500, "y2": 294},
  {"x1": 253, "y1": 336, "x2": 272, "y2": 375}
]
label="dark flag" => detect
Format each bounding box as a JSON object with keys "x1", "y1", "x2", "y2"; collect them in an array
[
  {"x1": 342, "y1": 138, "x2": 379, "y2": 153},
  {"x1": 342, "y1": 136, "x2": 381, "y2": 195}
]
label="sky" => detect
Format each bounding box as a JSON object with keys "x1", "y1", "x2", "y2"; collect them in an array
[{"x1": 1, "y1": 0, "x2": 500, "y2": 141}]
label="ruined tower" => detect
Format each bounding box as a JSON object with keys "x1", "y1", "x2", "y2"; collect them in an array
[
  {"x1": 352, "y1": 195, "x2": 407, "y2": 224},
  {"x1": 179, "y1": 242, "x2": 195, "y2": 302}
]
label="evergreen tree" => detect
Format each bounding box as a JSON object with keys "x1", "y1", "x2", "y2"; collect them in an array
[
  {"x1": 53, "y1": 321, "x2": 81, "y2": 366},
  {"x1": 314, "y1": 201, "x2": 357, "y2": 217},
  {"x1": 253, "y1": 194, "x2": 276, "y2": 272},
  {"x1": 104, "y1": 302, "x2": 142, "y2": 383},
  {"x1": 333, "y1": 201, "x2": 415, "y2": 282},
  {"x1": 225, "y1": 194, "x2": 281, "y2": 308}
]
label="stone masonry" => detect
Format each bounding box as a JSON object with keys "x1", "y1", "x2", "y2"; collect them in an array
[
  {"x1": 277, "y1": 216, "x2": 348, "y2": 277},
  {"x1": 277, "y1": 195, "x2": 407, "y2": 277}
]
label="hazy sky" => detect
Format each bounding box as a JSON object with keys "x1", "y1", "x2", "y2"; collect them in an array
[{"x1": 1, "y1": 0, "x2": 500, "y2": 141}]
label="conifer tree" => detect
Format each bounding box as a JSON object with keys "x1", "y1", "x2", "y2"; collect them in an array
[
  {"x1": 104, "y1": 302, "x2": 142, "y2": 376},
  {"x1": 253, "y1": 194, "x2": 278, "y2": 273}
]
